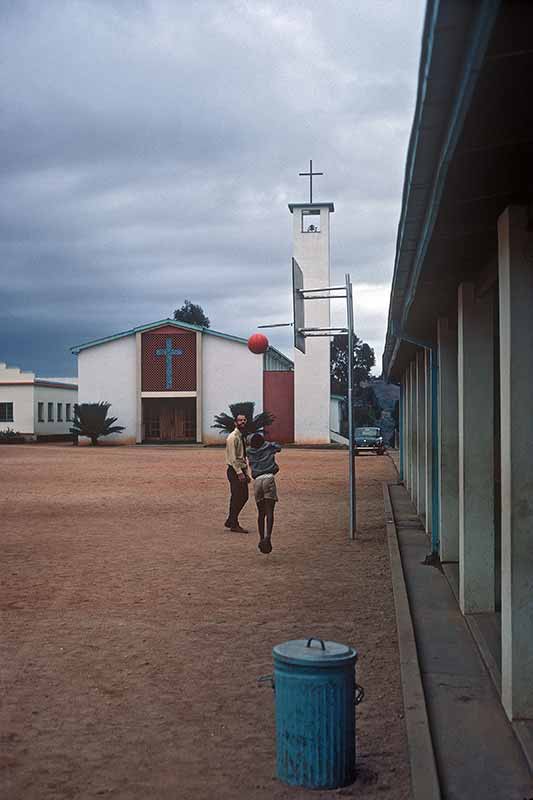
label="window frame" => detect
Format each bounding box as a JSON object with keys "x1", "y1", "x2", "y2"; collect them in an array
[
  {"x1": 57, "y1": 402, "x2": 63, "y2": 422},
  {"x1": 47, "y1": 402, "x2": 54, "y2": 422},
  {"x1": 38, "y1": 402, "x2": 44, "y2": 422},
  {"x1": 0, "y1": 402, "x2": 14, "y2": 423}
]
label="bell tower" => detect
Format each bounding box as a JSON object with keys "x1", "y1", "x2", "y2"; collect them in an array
[{"x1": 290, "y1": 161, "x2": 334, "y2": 444}]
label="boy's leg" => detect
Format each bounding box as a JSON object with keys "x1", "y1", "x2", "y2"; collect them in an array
[
  {"x1": 264, "y1": 499, "x2": 275, "y2": 542},
  {"x1": 257, "y1": 499, "x2": 266, "y2": 543}
]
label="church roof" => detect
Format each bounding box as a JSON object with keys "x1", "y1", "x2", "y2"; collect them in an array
[{"x1": 70, "y1": 318, "x2": 293, "y2": 368}]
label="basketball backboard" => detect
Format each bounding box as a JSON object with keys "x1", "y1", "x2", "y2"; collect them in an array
[{"x1": 292, "y1": 258, "x2": 306, "y2": 354}]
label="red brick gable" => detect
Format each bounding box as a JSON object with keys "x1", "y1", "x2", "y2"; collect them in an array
[{"x1": 142, "y1": 326, "x2": 197, "y2": 391}]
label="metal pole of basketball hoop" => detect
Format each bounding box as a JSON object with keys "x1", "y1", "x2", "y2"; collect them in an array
[
  {"x1": 345, "y1": 274, "x2": 356, "y2": 539},
  {"x1": 258, "y1": 264, "x2": 357, "y2": 539}
]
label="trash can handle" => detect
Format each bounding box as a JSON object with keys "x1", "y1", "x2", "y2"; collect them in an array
[{"x1": 306, "y1": 637, "x2": 326, "y2": 651}]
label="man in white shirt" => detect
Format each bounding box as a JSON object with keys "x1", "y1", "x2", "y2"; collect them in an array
[{"x1": 224, "y1": 414, "x2": 250, "y2": 533}]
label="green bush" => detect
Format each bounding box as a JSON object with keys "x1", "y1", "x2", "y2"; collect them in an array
[
  {"x1": 70, "y1": 402, "x2": 125, "y2": 446},
  {"x1": 212, "y1": 401, "x2": 274, "y2": 436}
]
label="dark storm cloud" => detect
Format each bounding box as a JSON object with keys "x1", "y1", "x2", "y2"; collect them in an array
[{"x1": 0, "y1": 0, "x2": 425, "y2": 375}]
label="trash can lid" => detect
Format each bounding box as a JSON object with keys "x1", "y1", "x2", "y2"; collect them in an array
[{"x1": 273, "y1": 637, "x2": 357, "y2": 667}]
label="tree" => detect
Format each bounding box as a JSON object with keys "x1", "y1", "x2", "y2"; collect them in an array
[
  {"x1": 330, "y1": 333, "x2": 376, "y2": 394},
  {"x1": 353, "y1": 386, "x2": 382, "y2": 427},
  {"x1": 70, "y1": 402, "x2": 125, "y2": 446},
  {"x1": 331, "y1": 334, "x2": 381, "y2": 428},
  {"x1": 212, "y1": 401, "x2": 275, "y2": 436},
  {"x1": 173, "y1": 299, "x2": 210, "y2": 328}
]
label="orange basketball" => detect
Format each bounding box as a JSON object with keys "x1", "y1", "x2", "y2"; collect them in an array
[{"x1": 248, "y1": 333, "x2": 269, "y2": 354}]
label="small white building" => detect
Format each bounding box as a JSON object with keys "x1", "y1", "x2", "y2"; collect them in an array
[
  {"x1": 0, "y1": 362, "x2": 78, "y2": 441},
  {"x1": 71, "y1": 319, "x2": 293, "y2": 445},
  {"x1": 330, "y1": 394, "x2": 348, "y2": 445}
]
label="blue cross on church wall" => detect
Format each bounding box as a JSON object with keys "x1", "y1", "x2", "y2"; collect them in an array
[{"x1": 155, "y1": 337, "x2": 183, "y2": 389}]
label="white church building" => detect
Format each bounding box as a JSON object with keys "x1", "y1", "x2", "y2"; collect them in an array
[{"x1": 72, "y1": 320, "x2": 293, "y2": 445}]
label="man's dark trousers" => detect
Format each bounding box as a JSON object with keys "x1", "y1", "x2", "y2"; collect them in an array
[{"x1": 226, "y1": 466, "x2": 249, "y2": 527}]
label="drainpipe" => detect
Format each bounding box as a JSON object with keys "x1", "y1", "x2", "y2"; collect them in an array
[{"x1": 395, "y1": 330, "x2": 439, "y2": 557}]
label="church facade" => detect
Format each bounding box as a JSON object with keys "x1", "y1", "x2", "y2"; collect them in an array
[{"x1": 72, "y1": 319, "x2": 293, "y2": 445}]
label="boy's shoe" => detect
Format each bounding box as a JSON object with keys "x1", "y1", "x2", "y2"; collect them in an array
[
  {"x1": 224, "y1": 520, "x2": 232, "y2": 529},
  {"x1": 230, "y1": 525, "x2": 249, "y2": 533},
  {"x1": 259, "y1": 538, "x2": 272, "y2": 553},
  {"x1": 258, "y1": 539, "x2": 268, "y2": 553}
]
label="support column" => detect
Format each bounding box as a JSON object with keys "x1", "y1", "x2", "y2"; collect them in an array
[
  {"x1": 437, "y1": 316, "x2": 459, "y2": 561},
  {"x1": 404, "y1": 368, "x2": 410, "y2": 490},
  {"x1": 410, "y1": 360, "x2": 418, "y2": 506},
  {"x1": 135, "y1": 332, "x2": 142, "y2": 444},
  {"x1": 424, "y1": 348, "x2": 432, "y2": 533},
  {"x1": 458, "y1": 282, "x2": 494, "y2": 614},
  {"x1": 498, "y1": 205, "x2": 533, "y2": 720},
  {"x1": 416, "y1": 350, "x2": 426, "y2": 519},
  {"x1": 195, "y1": 331, "x2": 203, "y2": 443}
]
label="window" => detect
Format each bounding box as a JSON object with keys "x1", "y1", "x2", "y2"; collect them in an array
[
  {"x1": 57, "y1": 403, "x2": 63, "y2": 421},
  {"x1": 301, "y1": 208, "x2": 320, "y2": 233},
  {"x1": 66, "y1": 403, "x2": 71, "y2": 422},
  {"x1": 38, "y1": 402, "x2": 44, "y2": 422},
  {"x1": 48, "y1": 402, "x2": 54, "y2": 422},
  {"x1": 0, "y1": 402, "x2": 13, "y2": 422}
]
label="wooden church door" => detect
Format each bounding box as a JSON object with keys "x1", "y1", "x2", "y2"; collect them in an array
[
  {"x1": 159, "y1": 401, "x2": 195, "y2": 441},
  {"x1": 160, "y1": 405, "x2": 181, "y2": 441}
]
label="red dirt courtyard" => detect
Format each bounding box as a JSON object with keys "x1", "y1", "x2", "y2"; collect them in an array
[{"x1": 1, "y1": 445, "x2": 410, "y2": 800}]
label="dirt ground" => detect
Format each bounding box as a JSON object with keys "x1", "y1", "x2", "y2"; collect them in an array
[{"x1": 0, "y1": 445, "x2": 410, "y2": 800}]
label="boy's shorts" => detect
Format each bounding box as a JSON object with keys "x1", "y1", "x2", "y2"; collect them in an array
[{"x1": 254, "y1": 473, "x2": 278, "y2": 503}]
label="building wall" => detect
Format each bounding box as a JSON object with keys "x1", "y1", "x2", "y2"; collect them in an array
[
  {"x1": 77, "y1": 335, "x2": 137, "y2": 444},
  {"x1": 0, "y1": 363, "x2": 36, "y2": 382},
  {"x1": 263, "y1": 371, "x2": 294, "y2": 443},
  {"x1": 0, "y1": 384, "x2": 34, "y2": 434},
  {"x1": 34, "y1": 385, "x2": 78, "y2": 437},
  {"x1": 202, "y1": 336, "x2": 263, "y2": 444}
]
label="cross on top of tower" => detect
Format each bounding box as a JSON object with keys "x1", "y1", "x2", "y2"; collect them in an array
[{"x1": 299, "y1": 160, "x2": 323, "y2": 204}]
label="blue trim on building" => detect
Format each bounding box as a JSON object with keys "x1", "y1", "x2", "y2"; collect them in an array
[
  {"x1": 399, "y1": 382, "x2": 404, "y2": 481},
  {"x1": 430, "y1": 349, "x2": 439, "y2": 555}
]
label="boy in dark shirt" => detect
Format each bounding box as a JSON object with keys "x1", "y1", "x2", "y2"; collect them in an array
[{"x1": 247, "y1": 433, "x2": 281, "y2": 554}]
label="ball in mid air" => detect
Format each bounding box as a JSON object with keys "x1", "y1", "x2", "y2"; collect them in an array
[{"x1": 247, "y1": 333, "x2": 269, "y2": 354}]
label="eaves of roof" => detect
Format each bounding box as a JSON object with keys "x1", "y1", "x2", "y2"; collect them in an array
[{"x1": 383, "y1": 0, "x2": 501, "y2": 380}]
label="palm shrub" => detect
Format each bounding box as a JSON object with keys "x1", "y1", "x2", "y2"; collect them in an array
[
  {"x1": 212, "y1": 401, "x2": 274, "y2": 436},
  {"x1": 0, "y1": 427, "x2": 21, "y2": 439},
  {"x1": 70, "y1": 402, "x2": 125, "y2": 446}
]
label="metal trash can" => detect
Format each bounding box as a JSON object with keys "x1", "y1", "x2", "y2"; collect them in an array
[{"x1": 273, "y1": 637, "x2": 363, "y2": 789}]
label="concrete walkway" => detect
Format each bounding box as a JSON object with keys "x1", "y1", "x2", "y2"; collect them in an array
[{"x1": 387, "y1": 481, "x2": 533, "y2": 800}]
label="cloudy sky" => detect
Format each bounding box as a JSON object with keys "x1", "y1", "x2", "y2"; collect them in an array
[{"x1": 1, "y1": 0, "x2": 425, "y2": 377}]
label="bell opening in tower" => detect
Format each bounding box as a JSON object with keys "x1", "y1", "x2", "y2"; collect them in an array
[{"x1": 301, "y1": 208, "x2": 321, "y2": 233}]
